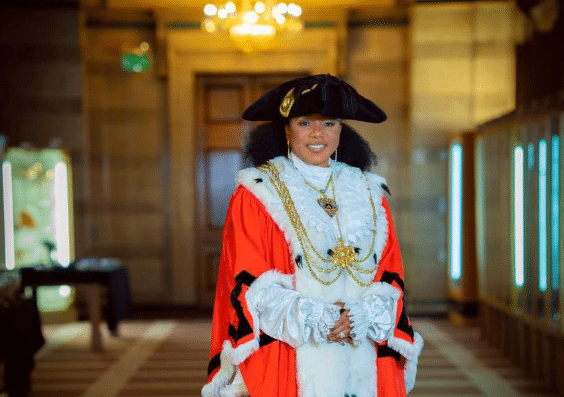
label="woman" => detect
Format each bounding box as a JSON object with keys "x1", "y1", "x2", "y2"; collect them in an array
[{"x1": 202, "y1": 74, "x2": 423, "y2": 397}]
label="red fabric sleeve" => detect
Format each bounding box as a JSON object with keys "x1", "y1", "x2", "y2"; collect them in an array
[
  {"x1": 374, "y1": 196, "x2": 413, "y2": 397},
  {"x1": 207, "y1": 186, "x2": 298, "y2": 397}
]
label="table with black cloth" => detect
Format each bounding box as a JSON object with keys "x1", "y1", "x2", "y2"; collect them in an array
[
  {"x1": 18, "y1": 258, "x2": 131, "y2": 351},
  {"x1": 0, "y1": 271, "x2": 44, "y2": 397}
]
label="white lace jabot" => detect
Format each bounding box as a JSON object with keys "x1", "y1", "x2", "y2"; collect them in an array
[{"x1": 289, "y1": 152, "x2": 333, "y2": 191}]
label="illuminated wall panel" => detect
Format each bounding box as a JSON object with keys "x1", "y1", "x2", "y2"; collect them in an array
[
  {"x1": 447, "y1": 134, "x2": 478, "y2": 324},
  {"x1": 551, "y1": 135, "x2": 560, "y2": 291},
  {"x1": 54, "y1": 162, "x2": 71, "y2": 267},
  {"x1": 2, "y1": 148, "x2": 75, "y2": 312},
  {"x1": 450, "y1": 143, "x2": 463, "y2": 281},
  {"x1": 2, "y1": 162, "x2": 15, "y2": 270},
  {"x1": 514, "y1": 146, "x2": 524, "y2": 287},
  {"x1": 538, "y1": 140, "x2": 547, "y2": 292}
]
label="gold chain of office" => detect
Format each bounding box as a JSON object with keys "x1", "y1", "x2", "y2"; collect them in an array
[{"x1": 259, "y1": 163, "x2": 379, "y2": 287}]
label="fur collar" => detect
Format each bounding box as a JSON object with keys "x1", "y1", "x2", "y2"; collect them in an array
[{"x1": 237, "y1": 156, "x2": 389, "y2": 276}]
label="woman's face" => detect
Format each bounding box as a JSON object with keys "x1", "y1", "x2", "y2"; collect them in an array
[{"x1": 285, "y1": 114, "x2": 341, "y2": 168}]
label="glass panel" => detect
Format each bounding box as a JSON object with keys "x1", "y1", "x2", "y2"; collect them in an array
[
  {"x1": 207, "y1": 150, "x2": 243, "y2": 227},
  {"x1": 476, "y1": 129, "x2": 512, "y2": 304},
  {"x1": 526, "y1": 140, "x2": 536, "y2": 311},
  {"x1": 476, "y1": 111, "x2": 564, "y2": 327},
  {"x1": 475, "y1": 138, "x2": 486, "y2": 296},
  {"x1": 524, "y1": 123, "x2": 538, "y2": 315},
  {"x1": 4, "y1": 149, "x2": 73, "y2": 268},
  {"x1": 2, "y1": 148, "x2": 74, "y2": 312}
]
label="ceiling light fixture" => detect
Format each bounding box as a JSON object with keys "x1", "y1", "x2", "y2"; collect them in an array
[{"x1": 202, "y1": 1, "x2": 303, "y2": 52}]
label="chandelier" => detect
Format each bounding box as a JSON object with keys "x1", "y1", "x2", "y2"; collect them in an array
[{"x1": 202, "y1": 1, "x2": 303, "y2": 52}]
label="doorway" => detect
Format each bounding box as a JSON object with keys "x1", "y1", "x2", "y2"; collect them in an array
[{"x1": 195, "y1": 73, "x2": 304, "y2": 307}]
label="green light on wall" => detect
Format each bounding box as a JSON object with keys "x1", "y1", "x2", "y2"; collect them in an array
[{"x1": 120, "y1": 53, "x2": 150, "y2": 73}]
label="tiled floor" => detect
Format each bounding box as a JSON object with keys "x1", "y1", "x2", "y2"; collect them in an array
[
  {"x1": 19, "y1": 318, "x2": 561, "y2": 397},
  {"x1": 412, "y1": 319, "x2": 560, "y2": 397}
]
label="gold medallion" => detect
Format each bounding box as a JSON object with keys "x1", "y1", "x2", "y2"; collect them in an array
[
  {"x1": 331, "y1": 238, "x2": 356, "y2": 269},
  {"x1": 317, "y1": 194, "x2": 339, "y2": 217}
]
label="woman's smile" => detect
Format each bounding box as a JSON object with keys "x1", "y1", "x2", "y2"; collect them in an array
[{"x1": 307, "y1": 144, "x2": 327, "y2": 151}]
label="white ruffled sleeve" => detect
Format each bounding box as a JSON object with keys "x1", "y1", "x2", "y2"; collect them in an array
[
  {"x1": 344, "y1": 282, "x2": 401, "y2": 344},
  {"x1": 246, "y1": 270, "x2": 341, "y2": 348}
]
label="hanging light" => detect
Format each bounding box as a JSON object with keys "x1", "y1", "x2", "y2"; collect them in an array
[{"x1": 202, "y1": 0, "x2": 303, "y2": 52}]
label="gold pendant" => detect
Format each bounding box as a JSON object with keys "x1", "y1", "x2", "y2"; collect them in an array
[
  {"x1": 331, "y1": 238, "x2": 356, "y2": 268},
  {"x1": 317, "y1": 194, "x2": 339, "y2": 217}
]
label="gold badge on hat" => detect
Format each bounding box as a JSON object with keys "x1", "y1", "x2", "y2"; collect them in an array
[
  {"x1": 279, "y1": 87, "x2": 296, "y2": 117},
  {"x1": 301, "y1": 83, "x2": 318, "y2": 95},
  {"x1": 279, "y1": 84, "x2": 318, "y2": 118}
]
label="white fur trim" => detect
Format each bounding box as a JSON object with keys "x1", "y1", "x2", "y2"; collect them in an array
[
  {"x1": 202, "y1": 341, "x2": 251, "y2": 397},
  {"x1": 219, "y1": 383, "x2": 249, "y2": 397},
  {"x1": 365, "y1": 172, "x2": 389, "y2": 267},
  {"x1": 387, "y1": 332, "x2": 423, "y2": 361},
  {"x1": 237, "y1": 163, "x2": 302, "y2": 260},
  {"x1": 361, "y1": 280, "x2": 401, "y2": 301},
  {"x1": 365, "y1": 172, "x2": 387, "y2": 191},
  {"x1": 230, "y1": 339, "x2": 259, "y2": 366},
  {"x1": 201, "y1": 340, "x2": 236, "y2": 397},
  {"x1": 296, "y1": 341, "x2": 377, "y2": 397},
  {"x1": 387, "y1": 332, "x2": 424, "y2": 394}
]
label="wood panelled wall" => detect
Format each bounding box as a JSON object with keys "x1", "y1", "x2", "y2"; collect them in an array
[
  {"x1": 0, "y1": 5, "x2": 85, "y2": 253},
  {"x1": 81, "y1": 12, "x2": 171, "y2": 303},
  {"x1": 0, "y1": 4, "x2": 172, "y2": 304},
  {"x1": 515, "y1": 0, "x2": 564, "y2": 106}
]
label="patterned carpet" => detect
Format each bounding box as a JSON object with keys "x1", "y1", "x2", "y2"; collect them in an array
[{"x1": 18, "y1": 318, "x2": 559, "y2": 397}]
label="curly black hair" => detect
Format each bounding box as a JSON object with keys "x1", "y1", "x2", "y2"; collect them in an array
[{"x1": 243, "y1": 121, "x2": 377, "y2": 172}]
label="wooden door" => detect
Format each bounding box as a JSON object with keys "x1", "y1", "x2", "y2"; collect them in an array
[{"x1": 195, "y1": 74, "x2": 304, "y2": 308}]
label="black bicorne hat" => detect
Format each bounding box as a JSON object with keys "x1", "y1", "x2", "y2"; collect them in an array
[{"x1": 242, "y1": 74, "x2": 387, "y2": 123}]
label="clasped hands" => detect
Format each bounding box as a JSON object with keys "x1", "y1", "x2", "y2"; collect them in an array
[{"x1": 326, "y1": 302, "x2": 353, "y2": 344}]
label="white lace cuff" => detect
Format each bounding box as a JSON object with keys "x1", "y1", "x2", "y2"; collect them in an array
[
  {"x1": 246, "y1": 270, "x2": 341, "y2": 347},
  {"x1": 318, "y1": 304, "x2": 342, "y2": 338},
  {"x1": 344, "y1": 282, "x2": 400, "y2": 344}
]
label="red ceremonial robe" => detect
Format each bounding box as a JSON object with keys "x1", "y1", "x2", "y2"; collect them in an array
[{"x1": 205, "y1": 182, "x2": 420, "y2": 397}]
